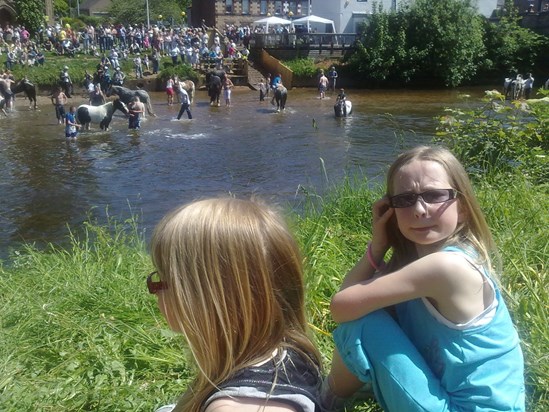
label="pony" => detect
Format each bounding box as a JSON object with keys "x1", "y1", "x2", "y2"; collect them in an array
[
  {"x1": 11, "y1": 78, "x2": 37, "y2": 110},
  {"x1": 174, "y1": 80, "x2": 195, "y2": 104},
  {"x1": 205, "y1": 70, "x2": 225, "y2": 107},
  {"x1": 334, "y1": 99, "x2": 352, "y2": 117},
  {"x1": 106, "y1": 85, "x2": 155, "y2": 117},
  {"x1": 76, "y1": 98, "x2": 128, "y2": 130},
  {"x1": 274, "y1": 84, "x2": 287, "y2": 112}
]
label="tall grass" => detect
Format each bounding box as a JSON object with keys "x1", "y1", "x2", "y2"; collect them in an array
[{"x1": 1, "y1": 176, "x2": 547, "y2": 411}]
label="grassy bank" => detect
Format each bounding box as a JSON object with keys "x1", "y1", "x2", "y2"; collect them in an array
[{"x1": 1, "y1": 175, "x2": 547, "y2": 411}]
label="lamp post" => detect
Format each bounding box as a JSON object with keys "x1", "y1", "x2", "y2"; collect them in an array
[
  {"x1": 181, "y1": 11, "x2": 186, "y2": 26},
  {"x1": 146, "y1": 0, "x2": 150, "y2": 29}
]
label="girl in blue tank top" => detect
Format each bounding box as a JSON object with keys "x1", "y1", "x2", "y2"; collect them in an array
[{"x1": 321, "y1": 146, "x2": 525, "y2": 411}]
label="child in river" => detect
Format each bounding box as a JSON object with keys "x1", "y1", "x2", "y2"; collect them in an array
[
  {"x1": 149, "y1": 197, "x2": 323, "y2": 412},
  {"x1": 321, "y1": 146, "x2": 525, "y2": 411}
]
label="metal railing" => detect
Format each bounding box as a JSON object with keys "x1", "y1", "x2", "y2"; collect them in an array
[{"x1": 250, "y1": 33, "x2": 359, "y2": 49}]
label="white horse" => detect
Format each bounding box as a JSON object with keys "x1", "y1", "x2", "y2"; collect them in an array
[
  {"x1": 174, "y1": 80, "x2": 195, "y2": 104},
  {"x1": 76, "y1": 99, "x2": 128, "y2": 130}
]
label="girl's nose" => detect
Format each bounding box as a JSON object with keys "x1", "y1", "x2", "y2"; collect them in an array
[{"x1": 413, "y1": 197, "x2": 428, "y2": 217}]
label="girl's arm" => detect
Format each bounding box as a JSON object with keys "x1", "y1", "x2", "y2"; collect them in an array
[{"x1": 331, "y1": 252, "x2": 487, "y2": 324}]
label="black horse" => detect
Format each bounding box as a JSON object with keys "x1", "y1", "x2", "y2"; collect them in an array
[
  {"x1": 106, "y1": 85, "x2": 155, "y2": 117},
  {"x1": 205, "y1": 70, "x2": 225, "y2": 107},
  {"x1": 274, "y1": 85, "x2": 287, "y2": 112},
  {"x1": 12, "y1": 78, "x2": 37, "y2": 110}
]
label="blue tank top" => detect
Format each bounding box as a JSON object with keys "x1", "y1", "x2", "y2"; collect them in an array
[{"x1": 396, "y1": 246, "x2": 525, "y2": 410}]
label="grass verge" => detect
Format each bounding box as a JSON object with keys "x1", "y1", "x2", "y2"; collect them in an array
[{"x1": 1, "y1": 176, "x2": 547, "y2": 411}]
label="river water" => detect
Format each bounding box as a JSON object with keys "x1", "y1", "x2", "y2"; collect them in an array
[{"x1": 0, "y1": 87, "x2": 485, "y2": 259}]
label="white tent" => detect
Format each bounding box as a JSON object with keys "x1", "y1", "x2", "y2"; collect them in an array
[
  {"x1": 291, "y1": 15, "x2": 336, "y2": 33},
  {"x1": 253, "y1": 16, "x2": 292, "y2": 32}
]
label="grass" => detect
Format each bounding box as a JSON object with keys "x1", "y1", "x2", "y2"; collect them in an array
[{"x1": 0, "y1": 175, "x2": 547, "y2": 411}]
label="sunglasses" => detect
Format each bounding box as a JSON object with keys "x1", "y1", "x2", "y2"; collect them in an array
[
  {"x1": 147, "y1": 270, "x2": 167, "y2": 294},
  {"x1": 389, "y1": 189, "x2": 457, "y2": 208}
]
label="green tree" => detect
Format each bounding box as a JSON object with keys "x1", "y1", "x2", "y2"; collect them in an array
[
  {"x1": 481, "y1": 0, "x2": 547, "y2": 76},
  {"x1": 348, "y1": 0, "x2": 486, "y2": 87},
  {"x1": 15, "y1": 0, "x2": 46, "y2": 34},
  {"x1": 109, "y1": 0, "x2": 189, "y2": 26}
]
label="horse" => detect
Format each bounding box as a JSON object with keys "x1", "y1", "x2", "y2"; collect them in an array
[
  {"x1": 274, "y1": 85, "x2": 287, "y2": 112},
  {"x1": 334, "y1": 99, "x2": 352, "y2": 117},
  {"x1": 0, "y1": 96, "x2": 7, "y2": 116},
  {"x1": 76, "y1": 98, "x2": 128, "y2": 131},
  {"x1": 174, "y1": 80, "x2": 195, "y2": 104},
  {"x1": 205, "y1": 70, "x2": 225, "y2": 107},
  {"x1": 11, "y1": 78, "x2": 37, "y2": 109},
  {"x1": 106, "y1": 85, "x2": 155, "y2": 117}
]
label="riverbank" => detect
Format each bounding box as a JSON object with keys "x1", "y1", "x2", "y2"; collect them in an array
[{"x1": 1, "y1": 176, "x2": 547, "y2": 411}]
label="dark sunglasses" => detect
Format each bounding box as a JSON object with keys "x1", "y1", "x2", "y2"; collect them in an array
[
  {"x1": 147, "y1": 271, "x2": 167, "y2": 294},
  {"x1": 389, "y1": 189, "x2": 457, "y2": 208}
]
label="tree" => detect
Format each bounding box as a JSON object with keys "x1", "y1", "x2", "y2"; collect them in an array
[
  {"x1": 109, "y1": 0, "x2": 189, "y2": 26},
  {"x1": 481, "y1": 0, "x2": 548, "y2": 76},
  {"x1": 15, "y1": 0, "x2": 46, "y2": 35},
  {"x1": 347, "y1": 0, "x2": 486, "y2": 87}
]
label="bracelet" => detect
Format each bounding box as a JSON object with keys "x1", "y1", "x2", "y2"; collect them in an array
[{"x1": 366, "y1": 242, "x2": 386, "y2": 271}]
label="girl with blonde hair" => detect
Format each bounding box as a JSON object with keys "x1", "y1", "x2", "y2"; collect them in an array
[
  {"x1": 322, "y1": 146, "x2": 525, "y2": 411},
  {"x1": 149, "y1": 197, "x2": 322, "y2": 412}
]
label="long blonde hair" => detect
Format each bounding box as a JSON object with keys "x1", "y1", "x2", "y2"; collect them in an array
[
  {"x1": 385, "y1": 146, "x2": 497, "y2": 272},
  {"x1": 150, "y1": 197, "x2": 321, "y2": 412}
]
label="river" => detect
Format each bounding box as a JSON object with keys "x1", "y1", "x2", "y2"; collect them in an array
[{"x1": 0, "y1": 86, "x2": 485, "y2": 260}]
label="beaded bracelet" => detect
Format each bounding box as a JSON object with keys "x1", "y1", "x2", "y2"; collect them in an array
[{"x1": 366, "y1": 242, "x2": 386, "y2": 271}]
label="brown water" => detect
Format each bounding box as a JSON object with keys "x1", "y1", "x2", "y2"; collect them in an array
[{"x1": 0, "y1": 87, "x2": 485, "y2": 259}]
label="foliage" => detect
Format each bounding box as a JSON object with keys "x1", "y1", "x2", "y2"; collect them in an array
[
  {"x1": 158, "y1": 63, "x2": 199, "y2": 84},
  {"x1": 53, "y1": 0, "x2": 69, "y2": 18},
  {"x1": 0, "y1": 175, "x2": 547, "y2": 410},
  {"x1": 15, "y1": 0, "x2": 46, "y2": 35},
  {"x1": 435, "y1": 90, "x2": 549, "y2": 185},
  {"x1": 283, "y1": 58, "x2": 317, "y2": 78},
  {"x1": 481, "y1": 0, "x2": 548, "y2": 76},
  {"x1": 109, "y1": 0, "x2": 188, "y2": 27},
  {"x1": 348, "y1": 0, "x2": 486, "y2": 87}
]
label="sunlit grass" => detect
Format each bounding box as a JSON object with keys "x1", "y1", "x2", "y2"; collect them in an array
[{"x1": 1, "y1": 176, "x2": 547, "y2": 411}]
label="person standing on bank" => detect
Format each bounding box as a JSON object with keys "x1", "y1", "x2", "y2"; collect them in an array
[
  {"x1": 328, "y1": 66, "x2": 338, "y2": 92},
  {"x1": 59, "y1": 66, "x2": 73, "y2": 98},
  {"x1": 176, "y1": 85, "x2": 192, "y2": 120},
  {"x1": 321, "y1": 146, "x2": 525, "y2": 412},
  {"x1": 148, "y1": 197, "x2": 323, "y2": 412}
]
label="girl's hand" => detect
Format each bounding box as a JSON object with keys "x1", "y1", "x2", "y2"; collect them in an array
[{"x1": 370, "y1": 196, "x2": 394, "y2": 258}]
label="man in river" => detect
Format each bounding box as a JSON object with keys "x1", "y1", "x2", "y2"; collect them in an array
[
  {"x1": 0, "y1": 73, "x2": 15, "y2": 111},
  {"x1": 128, "y1": 96, "x2": 145, "y2": 129},
  {"x1": 176, "y1": 84, "x2": 193, "y2": 120}
]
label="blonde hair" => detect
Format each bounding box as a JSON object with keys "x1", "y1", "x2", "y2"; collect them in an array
[
  {"x1": 151, "y1": 197, "x2": 321, "y2": 412},
  {"x1": 385, "y1": 146, "x2": 497, "y2": 272}
]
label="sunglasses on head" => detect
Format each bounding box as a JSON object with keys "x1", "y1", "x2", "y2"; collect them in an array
[
  {"x1": 389, "y1": 189, "x2": 457, "y2": 208},
  {"x1": 147, "y1": 270, "x2": 167, "y2": 294}
]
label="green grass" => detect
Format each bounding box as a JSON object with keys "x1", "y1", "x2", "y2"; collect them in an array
[{"x1": 1, "y1": 176, "x2": 547, "y2": 411}]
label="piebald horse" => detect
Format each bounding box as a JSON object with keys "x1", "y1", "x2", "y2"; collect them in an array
[
  {"x1": 12, "y1": 78, "x2": 37, "y2": 110},
  {"x1": 76, "y1": 98, "x2": 128, "y2": 130},
  {"x1": 106, "y1": 85, "x2": 155, "y2": 117}
]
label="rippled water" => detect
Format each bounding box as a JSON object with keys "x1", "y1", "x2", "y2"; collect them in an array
[{"x1": 0, "y1": 86, "x2": 485, "y2": 259}]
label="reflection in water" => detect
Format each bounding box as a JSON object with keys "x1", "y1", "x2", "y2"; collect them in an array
[{"x1": 0, "y1": 87, "x2": 484, "y2": 259}]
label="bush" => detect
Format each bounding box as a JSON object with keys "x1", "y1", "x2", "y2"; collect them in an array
[
  {"x1": 158, "y1": 62, "x2": 198, "y2": 83},
  {"x1": 283, "y1": 58, "x2": 317, "y2": 78},
  {"x1": 435, "y1": 90, "x2": 549, "y2": 185}
]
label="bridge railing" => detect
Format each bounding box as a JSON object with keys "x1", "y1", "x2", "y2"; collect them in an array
[{"x1": 250, "y1": 33, "x2": 358, "y2": 49}]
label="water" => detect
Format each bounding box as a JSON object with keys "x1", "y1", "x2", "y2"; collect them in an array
[{"x1": 0, "y1": 87, "x2": 484, "y2": 259}]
